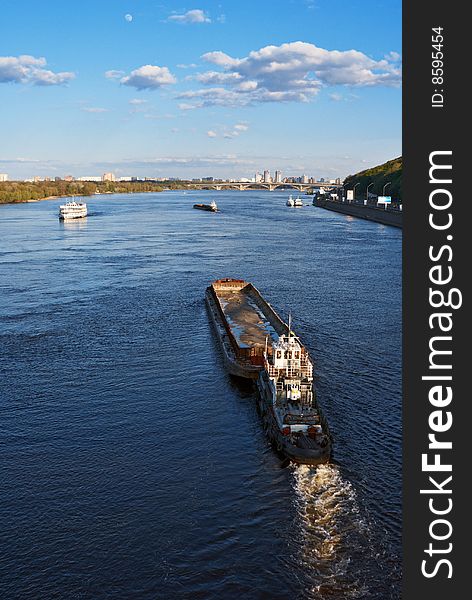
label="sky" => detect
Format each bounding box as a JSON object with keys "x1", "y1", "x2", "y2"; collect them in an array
[{"x1": 0, "y1": 0, "x2": 402, "y2": 181}]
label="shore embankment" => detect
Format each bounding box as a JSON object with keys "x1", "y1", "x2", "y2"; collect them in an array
[{"x1": 313, "y1": 197, "x2": 402, "y2": 228}]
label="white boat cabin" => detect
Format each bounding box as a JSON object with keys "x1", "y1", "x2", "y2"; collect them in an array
[{"x1": 263, "y1": 329, "x2": 322, "y2": 435}]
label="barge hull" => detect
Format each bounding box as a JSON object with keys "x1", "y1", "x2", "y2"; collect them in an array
[{"x1": 206, "y1": 291, "x2": 262, "y2": 379}]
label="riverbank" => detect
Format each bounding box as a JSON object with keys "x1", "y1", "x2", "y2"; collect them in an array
[
  {"x1": 0, "y1": 180, "x2": 190, "y2": 205},
  {"x1": 2, "y1": 190, "x2": 157, "y2": 205},
  {"x1": 314, "y1": 197, "x2": 402, "y2": 228}
]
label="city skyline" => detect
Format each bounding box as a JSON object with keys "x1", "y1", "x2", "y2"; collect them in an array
[
  {"x1": 1, "y1": 0, "x2": 401, "y2": 179},
  {"x1": 5, "y1": 168, "x2": 341, "y2": 185}
]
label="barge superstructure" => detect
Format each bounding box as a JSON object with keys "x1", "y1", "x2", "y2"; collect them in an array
[{"x1": 206, "y1": 278, "x2": 332, "y2": 465}]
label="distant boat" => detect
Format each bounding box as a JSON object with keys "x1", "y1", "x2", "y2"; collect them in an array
[
  {"x1": 193, "y1": 200, "x2": 218, "y2": 212},
  {"x1": 58, "y1": 200, "x2": 88, "y2": 220},
  {"x1": 287, "y1": 195, "x2": 303, "y2": 207}
]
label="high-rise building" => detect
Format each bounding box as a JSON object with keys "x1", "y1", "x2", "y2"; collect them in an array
[
  {"x1": 274, "y1": 170, "x2": 282, "y2": 183},
  {"x1": 63, "y1": 175, "x2": 75, "y2": 182},
  {"x1": 263, "y1": 170, "x2": 271, "y2": 183},
  {"x1": 102, "y1": 172, "x2": 116, "y2": 182},
  {"x1": 0, "y1": 173, "x2": 8, "y2": 182},
  {"x1": 302, "y1": 174, "x2": 309, "y2": 184},
  {"x1": 255, "y1": 172, "x2": 262, "y2": 183}
]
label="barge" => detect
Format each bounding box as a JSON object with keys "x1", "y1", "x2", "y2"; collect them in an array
[
  {"x1": 206, "y1": 278, "x2": 332, "y2": 465},
  {"x1": 193, "y1": 200, "x2": 218, "y2": 212}
]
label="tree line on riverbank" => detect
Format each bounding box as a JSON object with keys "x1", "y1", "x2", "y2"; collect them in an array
[
  {"x1": 343, "y1": 157, "x2": 402, "y2": 201},
  {"x1": 0, "y1": 180, "x2": 193, "y2": 204}
]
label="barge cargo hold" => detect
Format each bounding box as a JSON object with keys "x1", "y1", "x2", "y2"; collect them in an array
[
  {"x1": 206, "y1": 279, "x2": 286, "y2": 379},
  {"x1": 206, "y1": 278, "x2": 332, "y2": 465}
]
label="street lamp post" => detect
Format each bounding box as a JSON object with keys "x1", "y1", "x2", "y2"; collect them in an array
[
  {"x1": 366, "y1": 182, "x2": 374, "y2": 205},
  {"x1": 353, "y1": 182, "x2": 360, "y2": 202},
  {"x1": 383, "y1": 181, "x2": 392, "y2": 196}
]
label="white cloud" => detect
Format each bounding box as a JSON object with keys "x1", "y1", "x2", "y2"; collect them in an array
[
  {"x1": 143, "y1": 113, "x2": 175, "y2": 120},
  {"x1": 236, "y1": 80, "x2": 258, "y2": 91},
  {"x1": 180, "y1": 41, "x2": 401, "y2": 107},
  {"x1": 192, "y1": 71, "x2": 242, "y2": 84},
  {"x1": 119, "y1": 65, "x2": 177, "y2": 90},
  {"x1": 178, "y1": 102, "x2": 198, "y2": 111},
  {"x1": 205, "y1": 123, "x2": 249, "y2": 139},
  {"x1": 201, "y1": 51, "x2": 240, "y2": 68},
  {"x1": 81, "y1": 107, "x2": 108, "y2": 113},
  {"x1": 129, "y1": 98, "x2": 148, "y2": 105},
  {"x1": 177, "y1": 87, "x2": 245, "y2": 108},
  {"x1": 168, "y1": 9, "x2": 211, "y2": 23},
  {"x1": 385, "y1": 51, "x2": 401, "y2": 62},
  {"x1": 105, "y1": 70, "x2": 124, "y2": 79},
  {"x1": 0, "y1": 55, "x2": 75, "y2": 86},
  {"x1": 124, "y1": 14, "x2": 133, "y2": 22},
  {"x1": 329, "y1": 93, "x2": 343, "y2": 101}
]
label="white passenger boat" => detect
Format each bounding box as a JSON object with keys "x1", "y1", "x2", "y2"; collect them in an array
[
  {"x1": 58, "y1": 200, "x2": 88, "y2": 220},
  {"x1": 287, "y1": 195, "x2": 304, "y2": 207}
]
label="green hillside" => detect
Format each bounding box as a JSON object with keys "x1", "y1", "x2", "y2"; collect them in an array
[{"x1": 344, "y1": 156, "x2": 402, "y2": 202}]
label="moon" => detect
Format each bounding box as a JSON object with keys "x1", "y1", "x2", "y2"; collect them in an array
[{"x1": 124, "y1": 14, "x2": 133, "y2": 22}]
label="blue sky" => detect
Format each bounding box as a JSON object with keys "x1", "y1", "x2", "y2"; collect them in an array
[{"x1": 0, "y1": 0, "x2": 401, "y2": 180}]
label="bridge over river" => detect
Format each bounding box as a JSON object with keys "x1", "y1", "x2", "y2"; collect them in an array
[{"x1": 189, "y1": 181, "x2": 342, "y2": 192}]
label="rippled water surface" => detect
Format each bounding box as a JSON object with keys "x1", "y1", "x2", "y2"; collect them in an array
[{"x1": 0, "y1": 191, "x2": 401, "y2": 599}]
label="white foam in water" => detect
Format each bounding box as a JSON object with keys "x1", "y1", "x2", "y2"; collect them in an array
[{"x1": 292, "y1": 464, "x2": 370, "y2": 598}]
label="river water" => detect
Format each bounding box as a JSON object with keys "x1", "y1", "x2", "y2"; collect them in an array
[{"x1": 0, "y1": 191, "x2": 402, "y2": 599}]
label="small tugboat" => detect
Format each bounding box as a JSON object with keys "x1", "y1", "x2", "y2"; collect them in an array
[
  {"x1": 256, "y1": 321, "x2": 331, "y2": 465},
  {"x1": 193, "y1": 200, "x2": 218, "y2": 212},
  {"x1": 58, "y1": 200, "x2": 88, "y2": 220},
  {"x1": 206, "y1": 278, "x2": 332, "y2": 465}
]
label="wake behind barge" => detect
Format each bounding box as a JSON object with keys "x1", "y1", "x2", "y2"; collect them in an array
[{"x1": 206, "y1": 279, "x2": 332, "y2": 465}]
